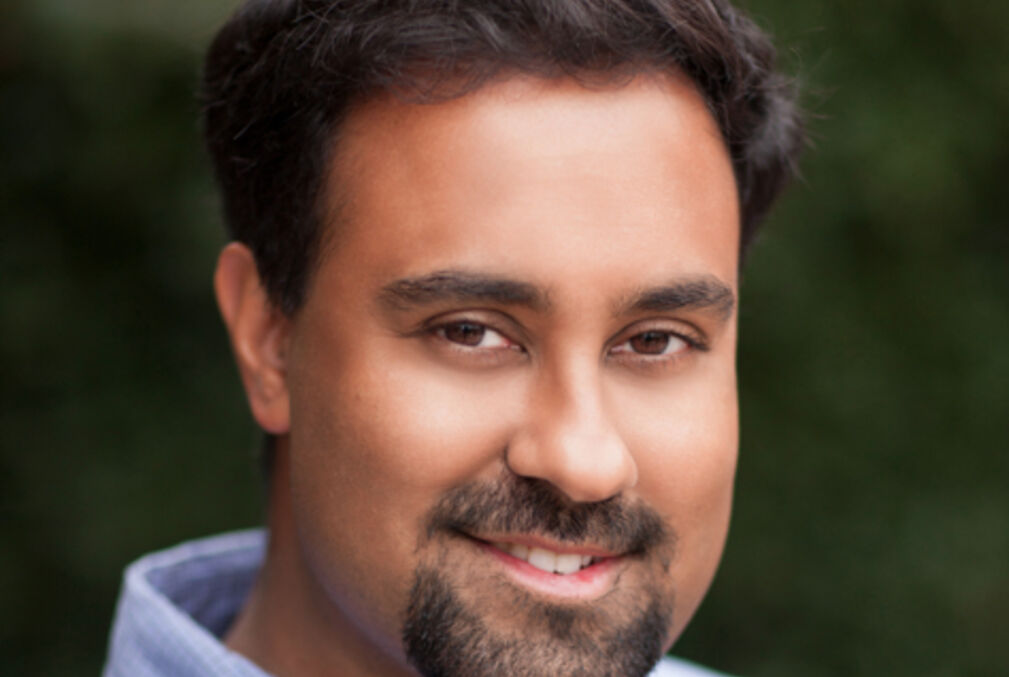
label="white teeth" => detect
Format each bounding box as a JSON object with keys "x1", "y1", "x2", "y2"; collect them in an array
[
  {"x1": 554, "y1": 553, "x2": 582, "y2": 575},
  {"x1": 527, "y1": 547, "x2": 557, "y2": 573},
  {"x1": 493, "y1": 541, "x2": 596, "y2": 575}
]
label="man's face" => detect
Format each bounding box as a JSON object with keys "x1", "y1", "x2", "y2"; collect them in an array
[{"x1": 281, "y1": 73, "x2": 740, "y2": 675}]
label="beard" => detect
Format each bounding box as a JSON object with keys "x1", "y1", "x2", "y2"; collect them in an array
[{"x1": 401, "y1": 474, "x2": 676, "y2": 677}]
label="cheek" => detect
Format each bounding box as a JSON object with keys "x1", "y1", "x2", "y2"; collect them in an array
[
  {"x1": 291, "y1": 359, "x2": 526, "y2": 495},
  {"x1": 618, "y1": 354, "x2": 739, "y2": 502},
  {"x1": 634, "y1": 385, "x2": 738, "y2": 518},
  {"x1": 616, "y1": 364, "x2": 739, "y2": 631},
  {"x1": 283, "y1": 346, "x2": 529, "y2": 619}
]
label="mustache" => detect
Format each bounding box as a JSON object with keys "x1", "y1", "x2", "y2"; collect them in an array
[{"x1": 424, "y1": 473, "x2": 673, "y2": 557}]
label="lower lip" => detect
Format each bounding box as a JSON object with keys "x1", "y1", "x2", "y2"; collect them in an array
[{"x1": 478, "y1": 541, "x2": 622, "y2": 600}]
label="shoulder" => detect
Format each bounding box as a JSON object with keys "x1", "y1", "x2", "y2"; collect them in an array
[
  {"x1": 103, "y1": 530, "x2": 269, "y2": 677},
  {"x1": 651, "y1": 655, "x2": 735, "y2": 677}
]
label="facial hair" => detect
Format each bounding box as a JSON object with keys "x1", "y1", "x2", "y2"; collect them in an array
[{"x1": 401, "y1": 474, "x2": 676, "y2": 677}]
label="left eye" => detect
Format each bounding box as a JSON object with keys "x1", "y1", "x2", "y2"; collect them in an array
[
  {"x1": 611, "y1": 331, "x2": 688, "y2": 356},
  {"x1": 437, "y1": 322, "x2": 512, "y2": 349}
]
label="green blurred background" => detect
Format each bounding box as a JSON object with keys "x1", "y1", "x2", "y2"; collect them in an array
[{"x1": 2, "y1": 0, "x2": 1006, "y2": 675}]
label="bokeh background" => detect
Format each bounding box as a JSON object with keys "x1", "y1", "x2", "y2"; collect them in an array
[{"x1": 2, "y1": 0, "x2": 1006, "y2": 675}]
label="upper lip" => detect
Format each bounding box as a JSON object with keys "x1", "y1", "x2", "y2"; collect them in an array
[{"x1": 467, "y1": 532, "x2": 621, "y2": 558}]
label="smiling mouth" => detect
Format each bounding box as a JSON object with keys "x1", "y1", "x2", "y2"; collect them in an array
[
  {"x1": 460, "y1": 534, "x2": 624, "y2": 600},
  {"x1": 488, "y1": 540, "x2": 602, "y2": 575}
]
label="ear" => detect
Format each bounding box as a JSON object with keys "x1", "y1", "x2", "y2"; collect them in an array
[{"x1": 214, "y1": 242, "x2": 291, "y2": 435}]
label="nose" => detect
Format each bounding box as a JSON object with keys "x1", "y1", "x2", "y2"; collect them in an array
[{"x1": 505, "y1": 362, "x2": 637, "y2": 504}]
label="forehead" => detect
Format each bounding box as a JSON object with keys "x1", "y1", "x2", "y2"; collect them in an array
[{"x1": 317, "y1": 72, "x2": 739, "y2": 297}]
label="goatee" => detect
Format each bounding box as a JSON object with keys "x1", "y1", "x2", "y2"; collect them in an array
[{"x1": 402, "y1": 474, "x2": 676, "y2": 677}]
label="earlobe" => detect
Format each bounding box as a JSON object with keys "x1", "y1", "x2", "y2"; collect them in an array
[{"x1": 214, "y1": 242, "x2": 291, "y2": 435}]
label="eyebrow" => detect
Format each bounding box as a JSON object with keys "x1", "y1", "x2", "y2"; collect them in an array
[
  {"x1": 378, "y1": 270, "x2": 549, "y2": 312},
  {"x1": 378, "y1": 270, "x2": 735, "y2": 320},
  {"x1": 618, "y1": 276, "x2": 736, "y2": 320}
]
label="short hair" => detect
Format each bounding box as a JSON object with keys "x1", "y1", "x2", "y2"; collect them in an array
[{"x1": 202, "y1": 0, "x2": 803, "y2": 316}]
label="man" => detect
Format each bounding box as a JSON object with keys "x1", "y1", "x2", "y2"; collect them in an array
[{"x1": 104, "y1": 1, "x2": 802, "y2": 675}]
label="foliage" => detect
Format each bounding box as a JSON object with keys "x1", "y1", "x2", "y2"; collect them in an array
[{"x1": 2, "y1": 1, "x2": 1006, "y2": 675}]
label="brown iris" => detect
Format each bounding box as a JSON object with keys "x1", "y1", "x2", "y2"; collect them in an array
[
  {"x1": 443, "y1": 322, "x2": 487, "y2": 346},
  {"x1": 628, "y1": 331, "x2": 672, "y2": 355}
]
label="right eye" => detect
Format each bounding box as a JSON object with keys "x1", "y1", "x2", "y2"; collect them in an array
[{"x1": 434, "y1": 321, "x2": 515, "y2": 350}]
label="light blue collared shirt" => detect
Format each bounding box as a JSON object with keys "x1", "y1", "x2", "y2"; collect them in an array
[{"x1": 104, "y1": 530, "x2": 729, "y2": 677}]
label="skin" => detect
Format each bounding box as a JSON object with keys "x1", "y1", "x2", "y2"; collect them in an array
[{"x1": 216, "y1": 72, "x2": 740, "y2": 676}]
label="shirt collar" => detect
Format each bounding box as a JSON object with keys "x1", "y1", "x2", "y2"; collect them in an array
[{"x1": 103, "y1": 529, "x2": 270, "y2": 677}]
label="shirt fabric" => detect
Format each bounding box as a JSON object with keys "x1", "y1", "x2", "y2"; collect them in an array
[{"x1": 104, "y1": 530, "x2": 729, "y2": 677}]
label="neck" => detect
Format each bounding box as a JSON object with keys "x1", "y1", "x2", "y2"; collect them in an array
[{"x1": 224, "y1": 439, "x2": 417, "y2": 677}]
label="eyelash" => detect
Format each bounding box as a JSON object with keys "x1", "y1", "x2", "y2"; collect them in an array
[
  {"x1": 424, "y1": 317, "x2": 707, "y2": 366},
  {"x1": 610, "y1": 329, "x2": 705, "y2": 358},
  {"x1": 432, "y1": 321, "x2": 520, "y2": 351}
]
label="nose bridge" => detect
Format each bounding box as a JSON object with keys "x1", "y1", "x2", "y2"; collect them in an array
[{"x1": 506, "y1": 349, "x2": 638, "y2": 503}]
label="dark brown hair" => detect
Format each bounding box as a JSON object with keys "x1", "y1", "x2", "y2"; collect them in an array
[{"x1": 202, "y1": 0, "x2": 803, "y2": 316}]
